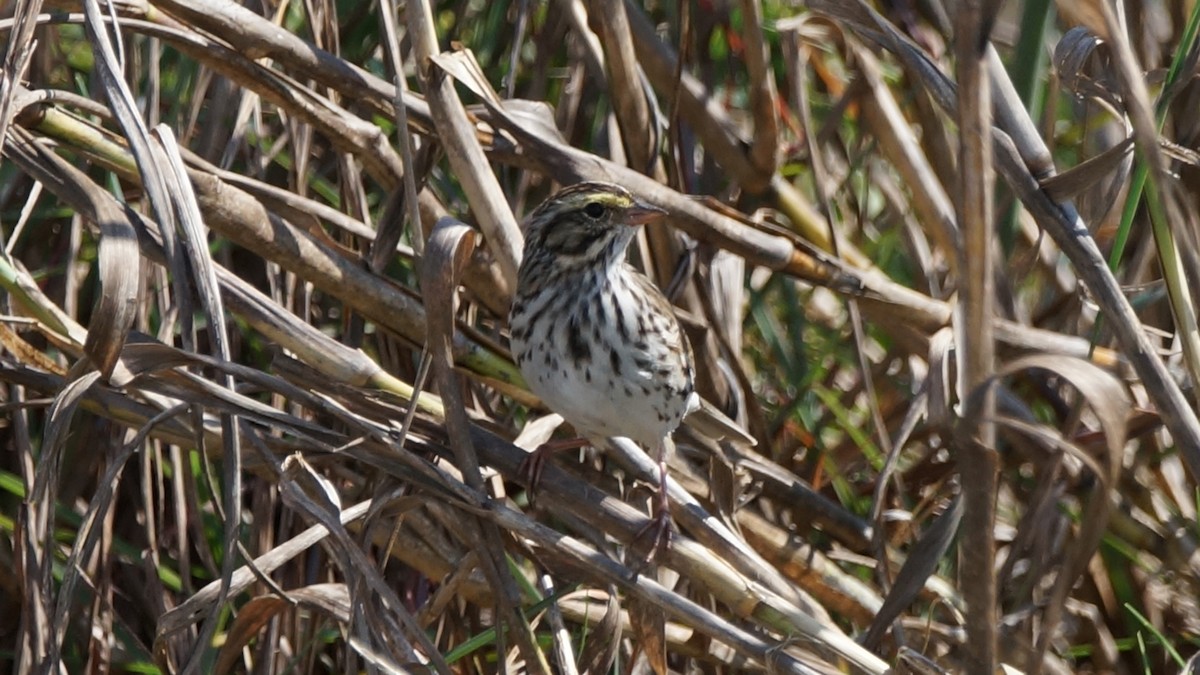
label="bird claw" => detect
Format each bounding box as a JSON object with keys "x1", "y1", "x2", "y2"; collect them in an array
[
  {"x1": 518, "y1": 448, "x2": 548, "y2": 496},
  {"x1": 519, "y1": 437, "x2": 590, "y2": 503},
  {"x1": 628, "y1": 501, "x2": 673, "y2": 570}
]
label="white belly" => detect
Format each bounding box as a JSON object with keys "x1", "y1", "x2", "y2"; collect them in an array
[
  {"x1": 520, "y1": 341, "x2": 682, "y2": 446},
  {"x1": 510, "y1": 270, "x2": 694, "y2": 448}
]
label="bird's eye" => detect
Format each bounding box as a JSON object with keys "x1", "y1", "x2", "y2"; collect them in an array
[{"x1": 583, "y1": 202, "x2": 605, "y2": 219}]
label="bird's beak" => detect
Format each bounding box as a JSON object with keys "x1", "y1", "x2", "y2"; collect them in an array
[{"x1": 625, "y1": 201, "x2": 668, "y2": 226}]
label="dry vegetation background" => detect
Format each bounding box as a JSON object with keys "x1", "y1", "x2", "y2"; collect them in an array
[{"x1": 2, "y1": 0, "x2": 1200, "y2": 672}]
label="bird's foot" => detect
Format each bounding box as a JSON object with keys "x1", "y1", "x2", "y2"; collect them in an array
[
  {"x1": 629, "y1": 506, "x2": 673, "y2": 570},
  {"x1": 519, "y1": 436, "x2": 590, "y2": 501},
  {"x1": 628, "y1": 464, "x2": 673, "y2": 569}
]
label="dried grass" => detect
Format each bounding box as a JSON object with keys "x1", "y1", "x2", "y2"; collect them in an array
[{"x1": 1, "y1": 0, "x2": 1198, "y2": 672}]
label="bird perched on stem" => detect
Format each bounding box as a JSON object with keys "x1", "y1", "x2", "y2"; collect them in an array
[{"x1": 510, "y1": 181, "x2": 708, "y2": 555}]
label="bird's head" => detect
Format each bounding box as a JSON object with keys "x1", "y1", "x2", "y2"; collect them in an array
[{"x1": 520, "y1": 182, "x2": 666, "y2": 274}]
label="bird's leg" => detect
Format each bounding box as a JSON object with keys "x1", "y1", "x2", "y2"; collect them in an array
[
  {"x1": 651, "y1": 446, "x2": 673, "y2": 549},
  {"x1": 519, "y1": 436, "x2": 591, "y2": 500},
  {"x1": 631, "y1": 437, "x2": 674, "y2": 566}
]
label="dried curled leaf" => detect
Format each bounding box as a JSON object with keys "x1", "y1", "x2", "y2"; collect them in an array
[
  {"x1": 81, "y1": 187, "x2": 142, "y2": 380},
  {"x1": 1053, "y1": 27, "x2": 1122, "y2": 109}
]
